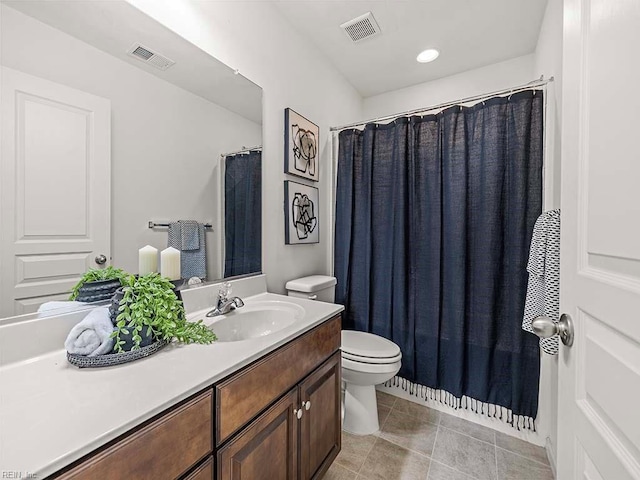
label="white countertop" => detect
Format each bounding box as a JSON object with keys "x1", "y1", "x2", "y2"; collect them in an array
[{"x1": 0, "y1": 292, "x2": 343, "y2": 477}]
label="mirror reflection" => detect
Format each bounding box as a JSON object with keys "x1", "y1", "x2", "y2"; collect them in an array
[{"x1": 0, "y1": 1, "x2": 263, "y2": 318}]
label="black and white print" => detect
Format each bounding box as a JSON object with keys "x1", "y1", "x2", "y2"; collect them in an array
[
  {"x1": 522, "y1": 209, "x2": 561, "y2": 355},
  {"x1": 284, "y1": 181, "x2": 319, "y2": 244},
  {"x1": 284, "y1": 108, "x2": 319, "y2": 182}
]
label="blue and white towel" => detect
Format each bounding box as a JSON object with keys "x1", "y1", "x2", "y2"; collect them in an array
[
  {"x1": 168, "y1": 220, "x2": 207, "y2": 280},
  {"x1": 522, "y1": 209, "x2": 561, "y2": 355}
]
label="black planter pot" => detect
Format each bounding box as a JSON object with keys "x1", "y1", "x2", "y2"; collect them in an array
[
  {"x1": 75, "y1": 279, "x2": 121, "y2": 303},
  {"x1": 109, "y1": 287, "x2": 155, "y2": 352},
  {"x1": 117, "y1": 328, "x2": 155, "y2": 352}
]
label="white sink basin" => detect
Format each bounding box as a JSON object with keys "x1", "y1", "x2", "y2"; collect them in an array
[{"x1": 205, "y1": 300, "x2": 305, "y2": 342}]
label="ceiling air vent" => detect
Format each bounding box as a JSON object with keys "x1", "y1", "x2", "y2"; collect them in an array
[
  {"x1": 126, "y1": 43, "x2": 175, "y2": 71},
  {"x1": 340, "y1": 12, "x2": 381, "y2": 43}
]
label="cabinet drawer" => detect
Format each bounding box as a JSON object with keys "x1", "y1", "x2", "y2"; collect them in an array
[
  {"x1": 57, "y1": 389, "x2": 213, "y2": 480},
  {"x1": 216, "y1": 315, "x2": 341, "y2": 445}
]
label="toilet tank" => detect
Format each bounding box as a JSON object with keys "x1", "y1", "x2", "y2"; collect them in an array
[{"x1": 285, "y1": 275, "x2": 337, "y2": 303}]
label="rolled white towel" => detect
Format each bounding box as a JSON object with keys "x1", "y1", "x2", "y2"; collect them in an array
[{"x1": 64, "y1": 307, "x2": 115, "y2": 357}]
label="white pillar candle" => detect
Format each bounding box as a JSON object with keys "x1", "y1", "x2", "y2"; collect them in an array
[
  {"x1": 160, "y1": 247, "x2": 181, "y2": 281},
  {"x1": 138, "y1": 245, "x2": 158, "y2": 276}
]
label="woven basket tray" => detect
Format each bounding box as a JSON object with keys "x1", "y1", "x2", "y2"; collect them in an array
[{"x1": 67, "y1": 339, "x2": 169, "y2": 368}]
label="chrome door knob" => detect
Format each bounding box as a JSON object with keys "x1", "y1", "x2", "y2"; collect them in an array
[
  {"x1": 304, "y1": 401, "x2": 311, "y2": 411},
  {"x1": 94, "y1": 254, "x2": 107, "y2": 265},
  {"x1": 294, "y1": 409, "x2": 303, "y2": 420},
  {"x1": 532, "y1": 314, "x2": 574, "y2": 347}
]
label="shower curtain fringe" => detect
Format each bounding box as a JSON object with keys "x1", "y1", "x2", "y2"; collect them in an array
[{"x1": 383, "y1": 376, "x2": 537, "y2": 432}]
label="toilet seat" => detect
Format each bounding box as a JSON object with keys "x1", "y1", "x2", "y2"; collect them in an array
[
  {"x1": 342, "y1": 356, "x2": 402, "y2": 375},
  {"x1": 341, "y1": 350, "x2": 402, "y2": 365},
  {"x1": 341, "y1": 330, "x2": 401, "y2": 363}
]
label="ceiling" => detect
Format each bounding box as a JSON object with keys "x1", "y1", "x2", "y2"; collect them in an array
[
  {"x1": 3, "y1": 0, "x2": 262, "y2": 123},
  {"x1": 272, "y1": 0, "x2": 549, "y2": 98}
]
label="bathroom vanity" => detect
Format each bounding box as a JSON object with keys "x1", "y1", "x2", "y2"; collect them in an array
[
  {"x1": 53, "y1": 316, "x2": 341, "y2": 480},
  {"x1": 0, "y1": 277, "x2": 344, "y2": 480}
]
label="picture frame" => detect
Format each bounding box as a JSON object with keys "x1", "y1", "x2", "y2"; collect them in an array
[
  {"x1": 284, "y1": 108, "x2": 319, "y2": 182},
  {"x1": 284, "y1": 180, "x2": 319, "y2": 245}
]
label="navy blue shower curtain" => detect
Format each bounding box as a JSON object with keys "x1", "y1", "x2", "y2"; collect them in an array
[
  {"x1": 334, "y1": 90, "x2": 543, "y2": 422},
  {"x1": 224, "y1": 151, "x2": 262, "y2": 278}
]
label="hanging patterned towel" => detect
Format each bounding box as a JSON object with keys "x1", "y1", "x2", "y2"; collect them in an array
[
  {"x1": 168, "y1": 221, "x2": 207, "y2": 280},
  {"x1": 179, "y1": 220, "x2": 200, "y2": 251},
  {"x1": 522, "y1": 209, "x2": 561, "y2": 355}
]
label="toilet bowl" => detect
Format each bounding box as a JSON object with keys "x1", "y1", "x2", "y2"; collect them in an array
[{"x1": 341, "y1": 330, "x2": 402, "y2": 435}]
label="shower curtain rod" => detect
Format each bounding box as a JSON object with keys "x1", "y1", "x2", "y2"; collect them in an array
[
  {"x1": 220, "y1": 145, "x2": 262, "y2": 158},
  {"x1": 329, "y1": 76, "x2": 554, "y2": 132}
]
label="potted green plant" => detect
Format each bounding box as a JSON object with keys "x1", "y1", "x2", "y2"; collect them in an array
[
  {"x1": 69, "y1": 266, "x2": 129, "y2": 303},
  {"x1": 110, "y1": 273, "x2": 216, "y2": 353}
]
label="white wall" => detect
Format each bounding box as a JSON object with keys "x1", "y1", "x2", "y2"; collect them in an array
[
  {"x1": 533, "y1": 0, "x2": 563, "y2": 472},
  {"x1": 358, "y1": 43, "x2": 563, "y2": 449},
  {"x1": 363, "y1": 54, "x2": 535, "y2": 119},
  {"x1": 1, "y1": 5, "x2": 262, "y2": 280},
  {"x1": 126, "y1": 0, "x2": 363, "y2": 294}
]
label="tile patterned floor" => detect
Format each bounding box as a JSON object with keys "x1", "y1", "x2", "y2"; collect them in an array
[{"x1": 325, "y1": 391, "x2": 554, "y2": 480}]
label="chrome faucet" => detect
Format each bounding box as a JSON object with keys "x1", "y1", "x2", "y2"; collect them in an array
[{"x1": 206, "y1": 282, "x2": 244, "y2": 317}]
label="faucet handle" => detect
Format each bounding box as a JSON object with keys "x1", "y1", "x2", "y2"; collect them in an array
[{"x1": 218, "y1": 281, "x2": 232, "y2": 299}]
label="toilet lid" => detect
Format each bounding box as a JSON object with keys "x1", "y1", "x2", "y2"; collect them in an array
[{"x1": 341, "y1": 330, "x2": 401, "y2": 359}]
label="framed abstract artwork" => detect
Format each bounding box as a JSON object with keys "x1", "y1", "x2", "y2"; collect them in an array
[
  {"x1": 284, "y1": 181, "x2": 319, "y2": 244},
  {"x1": 284, "y1": 108, "x2": 319, "y2": 181}
]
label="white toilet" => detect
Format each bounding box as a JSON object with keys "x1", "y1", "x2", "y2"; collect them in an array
[{"x1": 286, "y1": 275, "x2": 402, "y2": 436}]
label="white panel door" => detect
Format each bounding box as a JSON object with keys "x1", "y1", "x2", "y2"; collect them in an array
[
  {"x1": 0, "y1": 67, "x2": 111, "y2": 317},
  {"x1": 558, "y1": 0, "x2": 640, "y2": 478}
]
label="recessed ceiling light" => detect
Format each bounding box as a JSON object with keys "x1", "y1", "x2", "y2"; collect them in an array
[{"x1": 416, "y1": 49, "x2": 439, "y2": 63}]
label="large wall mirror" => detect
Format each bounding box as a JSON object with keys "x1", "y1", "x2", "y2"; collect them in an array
[{"x1": 0, "y1": 1, "x2": 262, "y2": 319}]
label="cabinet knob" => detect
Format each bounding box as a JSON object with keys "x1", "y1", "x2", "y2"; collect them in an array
[
  {"x1": 294, "y1": 408, "x2": 303, "y2": 420},
  {"x1": 304, "y1": 401, "x2": 311, "y2": 411}
]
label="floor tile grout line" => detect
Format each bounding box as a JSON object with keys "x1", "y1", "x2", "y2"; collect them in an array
[
  {"x1": 495, "y1": 445, "x2": 552, "y2": 468},
  {"x1": 425, "y1": 423, "x2": 440, "y2": 479},
  {"x1": 355, "y1": 431, "x2": 380, "y2": 476},
  {"x1": 390, "y1": 401, "x2": 499, "y2": 447},
  {"x1": 429, "y1": 459, "x2": 480, "y2": 480},
  {"x1": 338, "y1": 463, "x2": 360, "y2": 476},
  {"x1": 375, "y1": 434, "x2": 434, "y2": 460},
  {"x1": 349, "y1": 426, "x2": 487, "y2": 480},
  {"x1": 432, "y1": 425, "x2": 497, "y2": 480},
  {"x1": 437, "y1": 424, "x2": 497, "y2": 448}
]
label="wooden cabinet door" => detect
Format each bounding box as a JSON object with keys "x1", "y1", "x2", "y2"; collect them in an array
[
  {"x1": 299, "y1": 352, "x2": 341, "y2": 480},
  {"x1": 217, "y1": 388, "x2": 299, "y2": 480}
]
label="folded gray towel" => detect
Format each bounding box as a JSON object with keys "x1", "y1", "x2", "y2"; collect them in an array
[{"x1": 64, "y1": 307, "x2": 115, "y2": 357}]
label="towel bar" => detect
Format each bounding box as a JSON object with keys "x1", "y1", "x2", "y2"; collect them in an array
[{"x1": 148, "y1": 221, "x2": 213, "y2": 229}]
